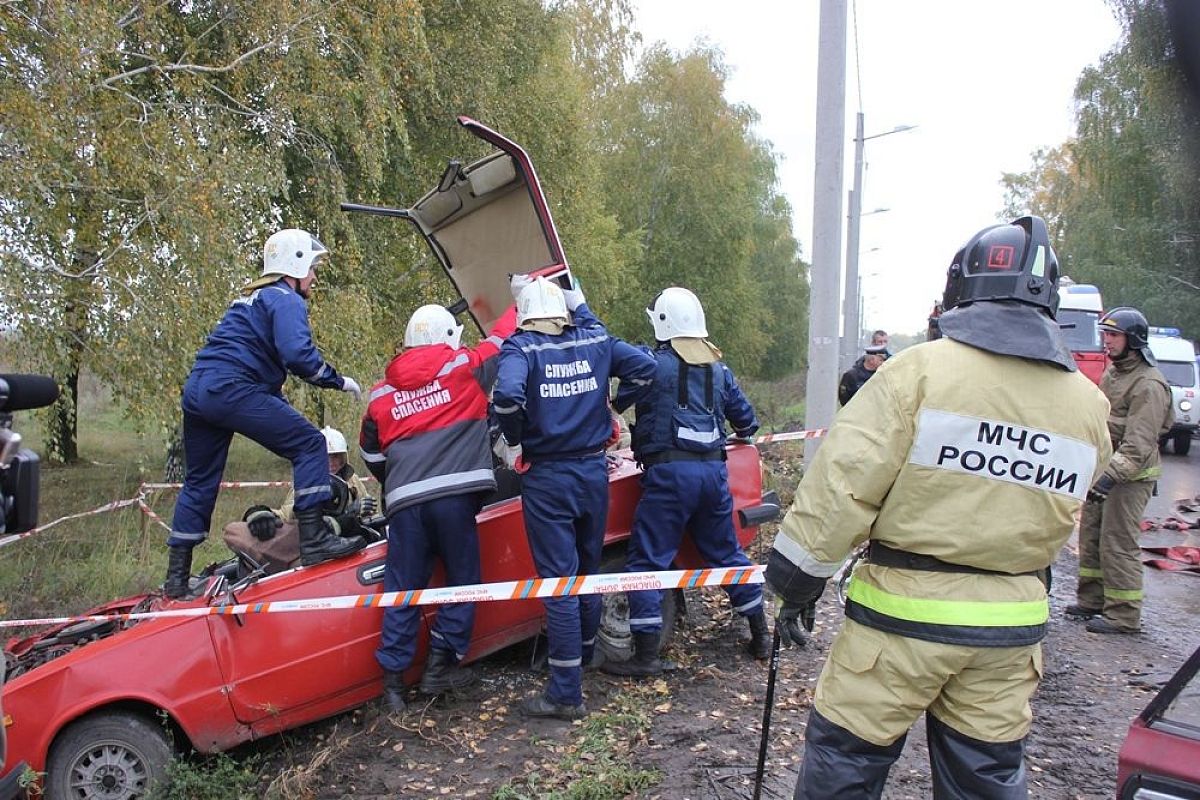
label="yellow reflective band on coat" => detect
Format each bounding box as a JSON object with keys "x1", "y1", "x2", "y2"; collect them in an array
[
  {"x1": 846, "y1": 579, "x2": 1049, "y2": 627},
  {"x1": 1104, "y1": 587, "x2": 1144, "y2": 601},
  {"x1": 1078, "y1": 567, "x2": 1103, "y2": 578}
]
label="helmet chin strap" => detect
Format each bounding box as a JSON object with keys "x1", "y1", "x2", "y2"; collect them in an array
[{"x1": 284, "y1": 275, "x2": 309, "y2": 299}]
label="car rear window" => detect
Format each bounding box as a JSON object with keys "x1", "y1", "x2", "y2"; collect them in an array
[{"x1": 1159, "y1": 360, "x2": 1197, "y2": 388}]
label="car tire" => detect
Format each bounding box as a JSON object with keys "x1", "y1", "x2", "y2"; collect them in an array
[
  {"x1": 596, "y1": 549, "x2": 680, "y2": 664},
  {"x1": 46, "y1": 711, "x2": 173, "y2": 800},
  {"x1": 1175, "y1": 431, "x2": 1192, "y2": 456}
]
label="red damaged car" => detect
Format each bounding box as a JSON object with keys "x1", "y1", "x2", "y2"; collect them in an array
[
  {"x1": 0, "y1": 118, "x2": 780, "y2": 800},
  {"x1": 1116, "y1": 644, "x2": 1200, "y2": 799}
]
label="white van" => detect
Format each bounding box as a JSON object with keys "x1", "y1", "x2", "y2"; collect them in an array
[{"x1": 1148, "y1": 328, "x2": 1199, "y2": 455}]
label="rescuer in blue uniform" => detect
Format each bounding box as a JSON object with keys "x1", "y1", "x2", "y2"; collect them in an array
[
  {"x1": 492, "y1": 276, "x2": 656, "y2": 720},
  {"x1": 605, "y1": 287, "x2": 763, "y2": 677},
  {"x1": 164, "y1": 228, "x2": 366, "y2": 599}
]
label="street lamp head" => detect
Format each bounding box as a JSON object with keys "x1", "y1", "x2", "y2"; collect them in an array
[{"x1": 860, "y1": 123, "x2": 918, "y2": 142}]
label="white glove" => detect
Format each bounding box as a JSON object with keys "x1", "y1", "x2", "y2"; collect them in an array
[
  {"x1": 510, "y1": 273, "x2": 534, "y2": 300},
  {"x1": 563, "y1": 277, "x2": 585, "y2": 311},
  {"x1": 500, "y1": 440, "x2": 529, "y2": 473},
  {"x1": 341, "y1": 376, "x2": 362, "y2": 402}
]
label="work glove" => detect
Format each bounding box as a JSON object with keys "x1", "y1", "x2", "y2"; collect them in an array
[
  {"x1": 729, "y1": 429, "x2": 756, "y2": 445},
  {"x1": 500, "y1": 440, "x2": 529, "y2": 474},
  {"x1": 510, "y1": 273, "x2": 534, "y2": 300},
  {"x1": 563, "y1": 278, "x2": 585, "y2": 311},
  {"x1": 764, "y1": 548, "x2": 828, "y2": 649},
  {"x1": 776, "y1": 599, "x2": 818, "y2": 649},
  {"x1": 243, "y1": 506, "x2": 281, "y2": 542},
  {"x1": 340, "y1": 376, "x2": 363, "y2": 402},
  {"x1": 359, "y1": 496, "x2": 377, "y2": 518},
  {"x1": 1087, "y1": 473, "x2": 1116, "y2": 504}
]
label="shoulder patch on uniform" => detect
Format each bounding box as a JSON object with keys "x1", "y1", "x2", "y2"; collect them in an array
[{"x1": 908, "y1": 409, "x2": 1098, "y2": 500}]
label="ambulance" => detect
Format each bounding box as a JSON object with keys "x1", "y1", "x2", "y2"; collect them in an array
[
  {"x1": 1057, "y1": 279, "x2": 1106, "y2": 384},
  {"x1": 1148, "y1": 327, "x2": 1199, "y2": 455}
]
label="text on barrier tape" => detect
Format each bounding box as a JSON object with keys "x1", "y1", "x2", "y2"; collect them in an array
[{"x1": 0, "y1": 565, "x2": 765, "y2": 629}]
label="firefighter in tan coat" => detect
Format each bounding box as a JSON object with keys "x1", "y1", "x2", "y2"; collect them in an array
[
  {"x1": 1067, "y1": 307, "x2": 1172, "y2": 634},
  {"x1": 765, "y1": 216, "x2": 1111, "y2": 799}
]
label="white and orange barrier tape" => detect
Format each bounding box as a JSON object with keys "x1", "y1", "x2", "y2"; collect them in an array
[
  {"x1": 752, "y1": 429, "x2": 826, "y2": 444},
  {"x1": 0, "y1": 565, "x2": 765, "y2": 629}
]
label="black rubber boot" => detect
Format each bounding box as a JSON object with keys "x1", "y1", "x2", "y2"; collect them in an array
[
  {"x1": 382, "y1": 670, "x2": 407, "y2": 713},
  {"x1": 519, "y1": 693, "x2": 587, "y2": 720},
  {"x1": 297, "y1": 507, "x2": 367, "y2": 566},
  {"x1": 163, "y1": 545, "x2": 193, "y2": 599},
  {"x1": 601, "y1": 631, "x2": 664, "y2": 677},
  {"x1": 419, "y1": 648, "x2": 477, "y2": 694},
  {"x1": 1064, "y1": 604, "x2": 1102, "y2": 620},
  {"x1": 746, "y1": 609, "x2": 771, "y2": 659}
]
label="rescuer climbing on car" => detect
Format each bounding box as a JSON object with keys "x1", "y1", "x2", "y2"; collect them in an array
[{"x1": 164, "y1": 228, "x2": 366, "y2": 599}]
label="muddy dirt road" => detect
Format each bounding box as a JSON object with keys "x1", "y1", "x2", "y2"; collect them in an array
[{"x1": 258, "y1": 452, "x2": 1200, "y2": 799}]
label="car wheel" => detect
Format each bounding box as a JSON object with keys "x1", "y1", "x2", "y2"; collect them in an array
[
  {"x1": 46, "y1": 711, "x2": 173, "y2": 800},
  {"x1": 596, "y1": 581, "x2": 679, "y2": 664},
  {"x1": 1175, "y1": 431, "x2": 1192, "y2": 456}
]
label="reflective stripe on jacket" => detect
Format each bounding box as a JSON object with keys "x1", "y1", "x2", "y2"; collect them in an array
[{"x1": 773, "y1": 337, "x2": 1111, "y2": 646}]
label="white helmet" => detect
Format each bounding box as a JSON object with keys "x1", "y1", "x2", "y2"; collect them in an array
[
  {"x1": 404, "y1": 304, "x2": 464, "y2": 349},
  {"x1": 263, "y1": 228, "x2": 328, "y2": 279},
  {"x1": 517, "y1": 277, "x2": 568, "y2": 326},
  {"x1": 646, "y1": 287, "x2": 708, "y2": 341},
  {"x1": 321, "y1": 426, "x2": 348, "y2": 455}
]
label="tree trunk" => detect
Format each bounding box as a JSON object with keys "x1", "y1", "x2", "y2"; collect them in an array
[{"x1": 47, "y1": 367, "x2": 79, "y2": 464}]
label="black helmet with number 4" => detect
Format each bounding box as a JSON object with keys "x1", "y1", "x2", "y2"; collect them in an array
[
  {"x1": 1098, "y1": 306, "x2": 1155, "y2": 364},
  {"x1": 942, "y1": 215, "x2": 1060, "y2": 318}
]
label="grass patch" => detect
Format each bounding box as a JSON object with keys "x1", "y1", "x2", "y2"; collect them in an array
[
  {"x1": 492, "y1": 685, "x2": 662, "y2": 800},
  {"x1": 147, "y1": 752, "x2": 260, "y2": 800}
]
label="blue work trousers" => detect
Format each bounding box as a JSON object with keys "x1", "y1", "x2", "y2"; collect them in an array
[
  {"x1": 625, "y1": 460, "x2": 762, "y2": 633},
  {"x1": 521, "y1": 455, "x2": 608, "y2": 707},
  {"x1": 169, "y1": 369, "x2": 329, "y2": 548},
  {"x1": 376, "y1": 493, "x2": 482, "y2": 673}
]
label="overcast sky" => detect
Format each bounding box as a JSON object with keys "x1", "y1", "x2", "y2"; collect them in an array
[{"x1": 630, "y1": 0, "x2": 1124, "y2": 337}]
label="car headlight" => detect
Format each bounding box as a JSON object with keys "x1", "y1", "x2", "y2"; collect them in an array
[{"x1": 1181, "y1": 400, "x2": 1193, "y2": 413}]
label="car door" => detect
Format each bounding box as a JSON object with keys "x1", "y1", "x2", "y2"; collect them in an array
[
  {"x1": 206, "y1": 543, "x2": 390, "y2": 726},
  {"x1": 343, "y1": 116, "x2": 572, "y2": 335}
]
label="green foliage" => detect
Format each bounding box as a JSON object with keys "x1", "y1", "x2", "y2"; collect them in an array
[
  {"x1": 595, "y1": 43, "x2": 809, "y2": 376},
  {"x1": 1002, "y1": 0, "x2": 1200, "y2": 337},
  {"x1": 1, "y1": 0, "x2": 807, "y2": 461},
  {"x1": 147, "y1": 752, "x2": 259, "y2": 800}
]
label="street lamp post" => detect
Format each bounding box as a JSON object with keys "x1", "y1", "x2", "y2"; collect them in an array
[{"x1": 840, "y1": 114, "x2": 916, "y2": 370}]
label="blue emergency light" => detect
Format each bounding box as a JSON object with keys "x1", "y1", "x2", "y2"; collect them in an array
[{"x1": 1150, "y1": 326, "x2": 1182, "y2": 337}]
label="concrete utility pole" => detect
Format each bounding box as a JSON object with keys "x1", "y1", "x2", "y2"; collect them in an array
[
  {"x1": 805, "y1": 0, "x2": 848, "y2": 462},
  {"x1": 840, "y1": 112, "x2": 865, "y2": 372},
  {"x1": 841, "y1": 116, "x2": 915, "y2": 371}
]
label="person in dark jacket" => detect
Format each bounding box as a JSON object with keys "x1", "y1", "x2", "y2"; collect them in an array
[
  {"x1": 837, "y1": 344, "x2": 888, "y2": 406},
  {"x1": 164, "y1": 228, "x2": 365, "y2": 599},
  {"x1": 605, "y1": 287, "x2": 762, "y2": 677},
  {"x1": 492, "y1": 276, "x2": 656, "y2": 720},
  {"x1": 360, "y1": 301, "x2": 517, "y2": 712}
]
